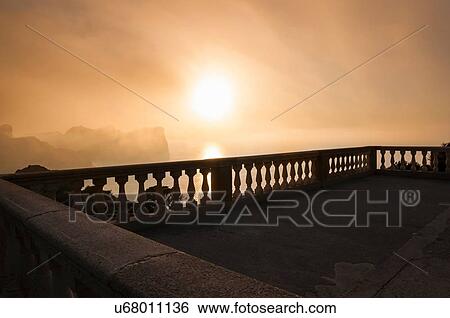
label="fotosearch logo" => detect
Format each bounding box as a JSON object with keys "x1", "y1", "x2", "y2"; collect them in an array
[{"x1": 68, "y1": 189, "x2": 420, "y2": 227}]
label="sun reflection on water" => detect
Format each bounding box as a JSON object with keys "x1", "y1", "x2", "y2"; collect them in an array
[{"x1": 202, "y1": 144, "x2": 223, "y2": 159}]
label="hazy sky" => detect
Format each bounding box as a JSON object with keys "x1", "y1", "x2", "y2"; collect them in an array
[{"x1": 1, "y1": 0, "x2": 449, "y2": 159}]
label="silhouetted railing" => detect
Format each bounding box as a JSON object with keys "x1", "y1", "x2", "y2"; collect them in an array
[
  {"x1": 1, "y1": 147, "x2": 376, "y2": 207},
  {"x1": 2, "y1": 146, "x2": 449, "y2": 207},
  {"x1": 376, "y1": 146, "x2": 450, "y2": 176}
]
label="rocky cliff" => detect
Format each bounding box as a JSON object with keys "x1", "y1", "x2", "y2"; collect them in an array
[{"x1": 0, "y1": 124, "x2": 170, "y2": 173}]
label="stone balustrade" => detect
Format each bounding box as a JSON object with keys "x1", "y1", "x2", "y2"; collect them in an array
[
  {"x1": 376, "y1": 146, "x2": 450, "y2": 176},
  {"x1": 1, "y1": 146, "x2": 376, "y2": 206},
  {"x1": 1, "y1": 146, "x2": 448, "y2": 220}
]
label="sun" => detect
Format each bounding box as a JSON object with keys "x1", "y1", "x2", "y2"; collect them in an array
[{"x1": 191, "y1": 74, "x2": 234, "y2": 121}]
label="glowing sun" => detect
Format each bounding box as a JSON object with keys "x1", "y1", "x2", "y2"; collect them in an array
[{"x1": 191, "y1": 74, "x2": 234, "y2": 121}]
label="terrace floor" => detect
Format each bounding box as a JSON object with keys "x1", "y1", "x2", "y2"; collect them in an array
[{"x1": 128, "y1": 175, "x2": 450, "y2": 297}]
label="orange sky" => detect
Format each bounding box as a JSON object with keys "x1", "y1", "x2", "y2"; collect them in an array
[{"x1": 1, "y1": 0, "x2": 449, "y2": 160}]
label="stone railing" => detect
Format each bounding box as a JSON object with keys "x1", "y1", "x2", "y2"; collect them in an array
[
  {"x1": 1, "y1": 146, "x2": 448, "y2": 219},
  {"x1": 375, "y1": 146, "x2": 450, "y2": 177},
  {"x1": 0, "y1": 179, "x2": 293, "y2": 297},
  {"x1": 1, "y1": 147, "x2": 376, "y2": 210}
]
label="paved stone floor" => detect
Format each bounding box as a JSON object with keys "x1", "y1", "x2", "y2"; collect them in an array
[
  {"x1": 374, "y1": 225, "x2": 450, "y2": 297},
  {"x1": 133, "y1": 175, "x2": 450, "y2": 297}
]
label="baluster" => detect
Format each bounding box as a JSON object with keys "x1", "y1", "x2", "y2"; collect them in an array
[
  {"x1": 86, "y1": 177, "x2": 108, "y2": 215},
  {"x1": 281, "y1": 162, "x2": 288, "y2": 189},
  {"x1": 304, "y1": 160, "x2": 311, "y2": 181},
  {"x1": 380, "y1": 150, "x2": 386, "y2": 170},
  {"x1": 186, "y1": 169, "x2": 197, "y2": 201},
  {"x1": 153, "y1": 171, "x2": 165, "y2": 194},
  {"x1": 115, "y1": 176, "x2": 127, "y2": 200},
  {"x1": 432, "y1": 151, "x2": 439, "y2": 173},
  {"x1": 272, "y1": 162, "x2": 281, "y2": 190},
  {"x1": 92, "y1": 177, "x2": 107, "y2": 193},
  {"x1": 410, "y1": 150, "x2": 417, "y2": 172},
  {"x1": 336, "y1": 156, "x2": 342, "y2": 174},
  {"x1": 421, "y1": 151, "x2": 428, "y2": 171},
  {"x1": 170, "y1": 170, "x2": 182, "y2": 201},
  {"x1": 115, "y1": 176, "x2": 128, "y2": 222},
  {"x1": 342, "y1": 155, "x2": 349, "y2": 175},
  {"x1": 263, "y1": 162, "x2": 272, "y2": 193},
  {"x1": 310, "y1": 158, "x2": 318, "y2": 181},
  {"x1": 289, "y1": 162, "x2": 296, "y2": 187},
  {"x1": 400, "y1": 150, "x2": 406, "y2": 170},
  {"x1": 244, "y1": 163, "x2": 254, "y2": 194},
  {"x1": 135, "y1": 174, "x2": 147, "y2": 196},
  {"x1": 254, "y1": 163, "x2": 263, "y2": 195},
  {"x1": 233, "y1": 164, "x2": 242, "y2": 198},
  {"x1": 200, "y1": 168, "x2": 210, "y2": 203},
  {"x1": 390, "y1": 150, "x2": 396, "y2": 169}
]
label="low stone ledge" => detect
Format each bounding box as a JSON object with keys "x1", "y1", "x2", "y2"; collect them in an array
[
  {"x1": 26, "y1": 209, "x2": 175, "y2": 286},
  {"x1": 0, "y1": 180, "x2": 296, "y2": 297},
  {"x1": 110, "y1": 252, "x2": 296, "y2": 297},
  {"x1": 0, "y1": 180, "x2": 69, "y2": 221}
]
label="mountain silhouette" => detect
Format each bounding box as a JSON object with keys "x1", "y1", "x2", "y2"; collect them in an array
[
  {"x1": 0, "y1": 124, "x2": 170, "y2": 173},
  {"x1": 0, "y1": 124, "x2": 91, "y2": 173}
]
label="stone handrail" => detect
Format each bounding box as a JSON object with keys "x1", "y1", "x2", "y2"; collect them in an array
[
  {"x1": 1, "y1": 146, "x2": 376, "y2": 205},
  {"x1": 0, "y1": 179, "x2": 294, "y2": 297},
  {"x1": 375, "y1": 146, "x2": 450, "y2": 177}
]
